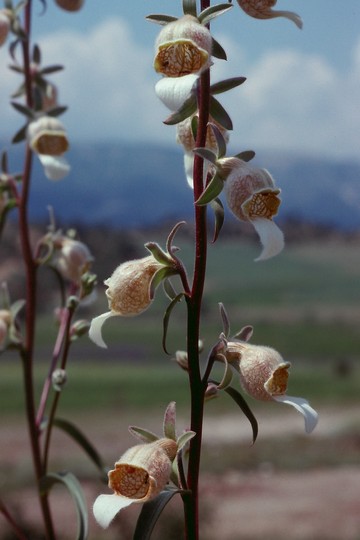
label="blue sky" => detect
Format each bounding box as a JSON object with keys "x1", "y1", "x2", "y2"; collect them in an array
[{"x1": 1, "y1": 1, "x2": 360, "y2": 160}]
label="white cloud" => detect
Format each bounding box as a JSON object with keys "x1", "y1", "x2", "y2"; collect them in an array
[{"x1": 0, "y1": 19, "x2": 359, "y2": 160}]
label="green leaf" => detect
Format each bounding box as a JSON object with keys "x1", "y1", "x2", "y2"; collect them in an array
[
  {"x1": 233, "y1": 325, "x2": 253, "y2": 342},
  {"x1": 12, "y1": 123, "x2": 28, "y2": 144},
  {"x1": 195, "y1": 173, "x2": 224, "y2": 206},
  {"x1": 162, "y1": 293, "x2": 184, "y2": 355},
  {"x1": 212, "y1": 37, "x2": 227, "y2": 60},
  {"x1": 217, "y1": 357, "x2": 233, "y2": 390},
  {"x1": 164, "y1": 95, "x2": 197, "y2": 126},
  {"x1": 190, "y1": 115, "x2": 198, "y2": 141},
  {"x1": 193, "y1": 147, "x2": 217, "y2": 165},
  {"x1": 46, "y1": 105, "x2": 68, "y2": 118},
  {"x1": 210, "y1": 76, "x2": 247, "y2": 95},
  {"x1": 220, "y1": 384, "x2": 258, "y2": 444},
  {"x1": 182, "y1": 0, "x2": 197, "y2": 17},
  {"x1": 146, "y1": 14, "x2": 178, "y2": 25},
  {"x1": 219, "y1": 302, "x2": 230, "y2": 338},
  {"x1": 145, "y1": 241, "x2": 173, "y2": 266},
  {"x1": 128, "y1": 426, "x2": 159, "y2": 444},
  {"x1": 32, "y1": 44, "x2": 41, "y2": 64},
  {"x1": 40, "y1": 64, "x2": 64, "y2": 75},
  {"x1": 11, "y1": 101, "x2": 33, "y2": 118},
  {"x1": 163, "y1": 401, "x2": 177, "y2": 441},
  {"x1": 176, "y1": 430, "x2": 196, "y2": 452},
  {"x1": 1, "y1": 151, "x2": 8, "y2": 173},
  {"x1": 209, "y1": 122, "x2": 227, "y2": 158},
  {"x1": 163, "y1": 278, "x2": 177, "y2": 300},
  {"x1": 53, "y1": 418, "x2": 107, "y2": 478},
  {"x1": 149, "y1": 267, "x2": 178, "y2": 300},
  {"x1": 166, "y1": 220, "x2": 186, "y2": 255},
  {"x1": 198, "y1": 3, "x2": 233, "y2": 25},
  {"x1": 134, "y1": 490, "x2": 182, "y2": 540},
  {"x1": 40, "y1": 472, "x2": 88, "y2": 540},
  {"x1": 209, "y1": 96, "x2": 233, "y2": 130},
  {"x1": 210, "y1": 197, "x2": 224, "y2": 243},
  {"x1": 235, "y1": 150, "x2": 256, "y2": 162}
]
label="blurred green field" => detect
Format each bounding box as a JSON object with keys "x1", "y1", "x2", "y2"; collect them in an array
[{"x1": 1, "y1": 238, "x2": 360, "y2": 415}]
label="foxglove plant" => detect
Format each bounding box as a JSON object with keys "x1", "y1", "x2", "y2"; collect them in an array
[
  {"x1": 0, "y1": 0, "x2": 319, "y2": 539},
  {"x1": 88, "y1": 1, "x2": 317, "y2": 539}
]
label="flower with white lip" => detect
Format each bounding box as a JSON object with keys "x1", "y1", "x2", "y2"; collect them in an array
[
  {"x1": 237, "y1": 0, "x2": 303, "y2": 29},
  {"x1": 221, "y1": 157, "x2": 284, "y2": 261},
  {"x1": 225, "y1": 340, "x2": 318, "y2": 433},
  {"x1": 89, "y1": 255, "x2": 163, "y2": 348},
  {"x1": 154, "y1": 15, "x2": 212, "y2": 78},
  {"x1": 93, "y1": 438, "x2": 177, "y2": 529},
  {"x1": 27, "y1": 116, "x2": 70, "y2": 180}
]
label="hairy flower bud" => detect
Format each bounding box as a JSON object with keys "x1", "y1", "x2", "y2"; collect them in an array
[
  {"x1": 236, "y1": 0, "x2": 302, "y2": 28},
  {"x1": 27, "y1": 116, "x2": 69, "y2": 156},
  {"x1": 54, "y1": 237, "x2": 93, "y2": 284},
  {"x1": 225, "y1": 340, "x2": 318, "y2": 433},
  {"x1": 0, "y1": 10, "x2": 11, "y2": 47},
  {"x1": 93, "y1": 438, "x2": 177, "y2": 528},
  {"x1": 89, "y1": 255, "x2": 163, "y2": 348},
  {"x1": 221, "y1": 157, "x2": 284, "y2": 260},
  {"x1": 154, "y1": 15, "x2": 212, "y2": 77},
  {"x1": 55, "y1": 0, "x2": 84, "y2": 11}
]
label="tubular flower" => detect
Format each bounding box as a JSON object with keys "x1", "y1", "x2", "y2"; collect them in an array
[
  {"x1": 89, "y1": 255, "x2": 163, "y2": 348},
  {"x1": 27, "y1": 116, "x2": 70, "y2": 180},
  {"x1": 177, "y1": 115, "x2": 229, "y2": 188},
  {"x1": 222, "y1": 157, "x2": 284, "y2": 261},
  {"x1": 236, "y1": 0, "x2": 303, "y2": 29},
  {"x1": 225, "y1": 341, "x2": 318, "y2": 433},
  {"x1": 93, "y1": 438, "x2": 178, "y2": 529},
  {"x1": 0, "y1": 10, "x2": 11, "y2": 47},
  {"x1": 53, "y1": 237, "x2": 93, "y2": 284},
  {"x1": 154, "y1": 15, "x2": 212, "y2": 78}
]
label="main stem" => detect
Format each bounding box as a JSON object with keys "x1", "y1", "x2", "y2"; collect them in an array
[
  {"x1": 19, "y1": 2, "x2": 55, "y2": 538},
  {"x1": 184, "y1": 14, "x2": 211, "y2": 536}
]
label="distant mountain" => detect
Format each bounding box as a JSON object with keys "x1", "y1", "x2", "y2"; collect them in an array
[{"x1": 11, "y1": 142, "x2": 360, "y2": 230}]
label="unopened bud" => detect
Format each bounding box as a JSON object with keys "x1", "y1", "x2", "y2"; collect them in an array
[
  {"x1": 52, "y1": 368, "x2": 67, "y2": 391},
  {"x1": 0, "y1": 10, "x2": 11, "y2": 47}
]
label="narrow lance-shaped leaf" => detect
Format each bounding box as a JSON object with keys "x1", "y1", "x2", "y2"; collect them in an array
[
  {"x1": 209, "y1": 122, "x2": 227, "y2": 158},
  {"x1": 210, "y1": 197, "x2": 224, "y2": 243},
  {"x1": 162, "y1": 293, "x2": 184, "y2": 354},
  {"x1": 198, "y1": 3, "x2": 233, "y2": 25},
  {"x1": 234, "y1": 150, "x2": 256, "y2": 162},
  {"x1": 134, "y1": 490, "x2": 183, "y2": 540},
  {"x1": 212, "y1": 37, "x2": 227, "y2": 60},
  {"x1": 40, "y1": 472, "x2": 88, "y2": 540},
  {"x1": 213, "y1": 382, "x2": 258, "y2": 444},
  {"x1": 164, "y1": 94, "x2": 197, "y2": 125},
  {"x1": 163, "y1": 278, "x2": 177, "y2": 300},
  {"x1": 219, "y1": 302, "x2": 230, "y2": 338},
  {"x1": 145, "y1": 242, "x2": 173, "y2": 266},
  {"x1": 11, "y1": 101, "x2": 34, "y2": 118},
  {"x1": 195, "y1": 173, "x2": 224, "y2": 206},
  {"x1": 209, "y1": 96, "x2": 233, "y2": 130},
  {"x1": 176, "y1": 430, "x2": 196, "y2": 452},
  {"x1": 163, "y1": 401, "x2": 177, "y2": 441},
  {"x1": 46, "y1": 105, "x2": 68, "y2": 118},
  {"x1": 233, "y1": 325, "x2": 254, "y2": 342},
  {"x1": 216, "y1": 356, "x2": 234, "y2": 390},
  {"x1": 149, "y1": 267, "x2": 178, "y2": 301},
  {"x1": 128, "y1": 426, "x2": 159, "y2": 444},
  {"x1": 12, "y1": 124, "x2": 28, "y2": 144},
  {"x1": 146, "y1": 14, "x2": 178, "y2": 25},
  {"x1": 40, "y1": 64, "x2": 64, "y2": 75},
  {"x1": 53, "y1": 418, "x2": 107, "y2": 478},
  {"x1": 182, "y1": 0, "x2": 197, "y2": 17},
  {"x1": 210, "y1": 76, "x2": 247, "y2": 95}
]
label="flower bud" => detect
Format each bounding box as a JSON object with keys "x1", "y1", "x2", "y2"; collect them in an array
[
  {"x1": 93, "y1": 438, "x2": 177, "y2": 528},
  {"x1": 236, "y1": 0, "x2": 303, "y2": 29},
  {"x1": 52, "y1": 368, "x2": 67, "y2": 391},
  {"x1": 27, "y1": 116, "x2": 69, "y2": 156},
  {"x1": 154, "y1": 15, "x2": 212, "y2": 77},
  {"x1": 54, "y1": 237, "x2": 93, "y2": 284},
  {"x1": 0, "y1": 10, "x2": 11, "y2": 47},
  {"x1": 55, "y1": 0, "x2": 84, "y2": 11}
]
